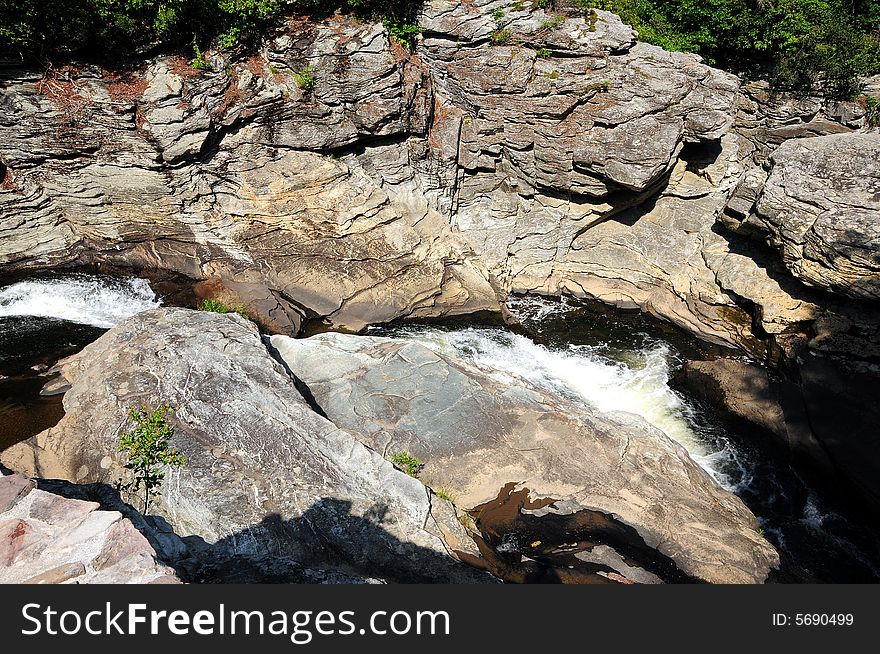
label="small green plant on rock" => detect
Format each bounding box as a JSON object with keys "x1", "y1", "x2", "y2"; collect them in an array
[
  {"x1": 491, "y1": 7, "x2": 506, "y2": 22},
  {"x1": 292, "y1": 65, "x2": 316, "y2": 91},
  {"x1": 491, "y1": 28, "x2": 512, "y2": 45},
  {"x1": 390, "y1": 451, "x2": 423, "y2": 478},
  {"x1": 118, "y1": 404, "x2": 184, "y2": 514},
  {"x1": 541, "y1": 15, "x2": 565, "y2": 30},
  {"x1": 510, "y1": 1, "x2": 525, "y2": 11},
  {"x1": 384, "y1": 19, "x2": 422, "y2": 50},
  {"x1": 190, "y1": 38, "x2": 211, "y2": 70},
  {"x1": 865, "y1": 96, "x2": 880, "y2": 127},
  {"x1": 535, "y1": 48, "x2": 552, "y2": 58},
  {"x1": 433, "y1": 487, "x2": 456, "y2": 503},
  {"x1": 199, "y1": 298, "x2": 250, "y2": 321}
]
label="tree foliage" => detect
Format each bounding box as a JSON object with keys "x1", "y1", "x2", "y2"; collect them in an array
[
  {"x1": 0, "y1": 1, "x2": 422, "y2": 55},
  {"x1": 0, "y1": 1, "x2": 877, "y2": 96},
  {"x1": 118, "y1": 403, "x2": 184, "y2": 515},
  {"x1": 575, "y1": 0, "x2": 880, "y2": 96}
]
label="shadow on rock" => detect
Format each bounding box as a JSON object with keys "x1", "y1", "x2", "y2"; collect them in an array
[{"x1": 23, "y1": 475, "x2": 492, "y2": 584}]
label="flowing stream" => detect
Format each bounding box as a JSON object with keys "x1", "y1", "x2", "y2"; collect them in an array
[
  {"x1": 0, "y1": 273, "x2": 160, "y2": 450},
  {"x1": 378, "y1": 296, "x2": 880, "y2": 583}
]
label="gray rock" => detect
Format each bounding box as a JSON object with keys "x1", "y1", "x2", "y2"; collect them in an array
[
  {"x1": 1, "y1": 309, "x2": 491, "y2": 584},
  {"x1": 270, "y1": 332, "x2": 780, "y2": 584},
  {"x1": 753, "y1": 132, "x2": 880, "y2": 300}
]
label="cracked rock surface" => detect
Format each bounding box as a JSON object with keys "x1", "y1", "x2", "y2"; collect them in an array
[
  {"x1": 1, "y1": 309, "x2": 490, "y2": 583},
  {"x1": 0, "y1": 471, "x2": 179, "y2": 584},
  {"x1": 271, "y1": 331, "x2": 779, "y2": 584}
]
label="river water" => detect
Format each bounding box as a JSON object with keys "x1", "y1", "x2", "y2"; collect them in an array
[
  {"x1": 2, "y1": 274, "x2": 879, "y2": 582},
  {"x1": 0, "y1": 273, "x2": 159, "y2": 450}
]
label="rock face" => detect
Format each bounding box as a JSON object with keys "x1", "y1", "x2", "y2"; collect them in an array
[
  {"x1": 0, "y1": 15, "x2": 500, "y2": 335},
  {"x1": 0, "y1": 2, "x2": 875, "y2": 360},
  {"x1": 1, "y1": 309, "x2": 490, "y2": 583},
  {"x1": 678, "y1": 357, "x2": 880, "y2": 512},
  {"x1": 270, "y1": 332, "x2": 779, "y2": 584},
  {"x1": 678, "y1": 359, "x2": 787, "y2": 438},
  {"x1": 750, "y1": 132, "x2": 880, "y2": 300},
  {"x1": 0, "y1": 471, "x2": 178, "y2": 583}
]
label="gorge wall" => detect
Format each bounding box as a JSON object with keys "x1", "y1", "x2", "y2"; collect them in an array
[{"x1": 1, "y1": 1, "x2": 879, "y2": 558}]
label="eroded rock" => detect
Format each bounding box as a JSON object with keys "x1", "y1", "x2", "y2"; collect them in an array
[
  {"x1": 270, "y1": 331, "x2": 780, "y2": 583},
  {"x1": 0, "y1": 471, "x2": 178, "y2": 583},
  {"x1": 0, "y1": 309, "x2": 490, "y2": 583}
]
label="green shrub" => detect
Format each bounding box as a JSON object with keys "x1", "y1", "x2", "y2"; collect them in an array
[
  {"x1": 199, "y1": 298, "x2": 251, "y2": 320},
  {"x1": 535, "y1": 47, "x2": 552, "y2": 58},
  {"x1": 118, "y1": 404, "x2": 184, "y2": 514},
  {"x1": 191, "y1": 38, "x2": 211, "y2": 69},
  {"x1": 384, "y1": 18, "x2": 421, "y2": 50},
  {"x1": 390, "y1": 451, "x2": 423, "y2": 477},
  {"x1": 199, "y1": 298, "x2": 230, "y2": 313},
  {"x1": 510, "y1": 1, "x2": 525, "y2": 11},
  {"x1": 491, "y1": 28, "x2": 512, "y2": 45},
  {"x1": 537, "y1": 0, "x2": 553, "y2": 7},
  {"x1": 572, "y1": 0, "x2": 880, "y2": 97},
  {"x1": 491, "y1": 7, "x2": 506, "y2": 22},
  {"x1": 292, "y1": 65, "x2": 316, "y2": 91}
]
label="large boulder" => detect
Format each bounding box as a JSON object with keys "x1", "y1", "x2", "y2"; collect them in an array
[
  {"x1": 0, "y1": 471, "x2": 179, "y2": 584},
  {"x1": 1, "y1": 308, "x2": 490, "y2": 583},
  {"x1": 270, "y1": 332, "x2": 780, "y2": 583},
  {"x1": 753, "y1": 132, "x2": 880, "y2": 300}
]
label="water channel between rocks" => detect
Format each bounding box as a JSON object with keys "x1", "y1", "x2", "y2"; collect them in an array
[{"x1": 1, "y1": 274, "x2": 878, "y2": 582}]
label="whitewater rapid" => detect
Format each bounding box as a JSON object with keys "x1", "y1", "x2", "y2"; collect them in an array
[
  {"x1": 389, "y1": 321, "x2": 739, "y2": 487},
  {"x1": 0, "y1": 274, "x2": 160, "y2": 328}
]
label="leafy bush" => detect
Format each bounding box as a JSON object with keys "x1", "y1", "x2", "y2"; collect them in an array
[
  {"x1": 292, "y1": 65, "x2": 316, "y2": 90},
  {"x1": 191, "y1": 38, "x2": 211, "y2": 69},
  {"x1": 535, "y1": 47, "x2": 553, "y2": 58},
  {"x1": 118, "y1": 404, "x2": 184, "y2": 514},
  {"x1": 0, "y1": 0, "x2": 423, "y2": 55},
  {"x1": 2, "y1": 0, "x2": 876, "y2": 98},
  {"x1": 384, "y1": 18, "x2": 422, "y2": 50},
  {"x1": 390, "y1": 451, "x2": 423, "y2": 477},
  {"x1": 573, "y1": 0, "x2": 880, "y2": 97},
  {"x1": 491, "y1": 28, "x2": 512, "y2": 45}
]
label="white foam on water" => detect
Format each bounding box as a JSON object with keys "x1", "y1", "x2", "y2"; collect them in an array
[
  {"x1": 0, "y1": 275, "x2": 160, "y2": 328},
  {"x1": 397, "y1": 325, "x2": 734, "y2": 486}
]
